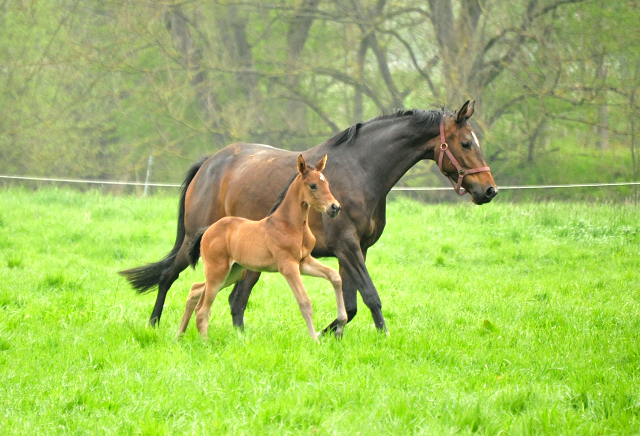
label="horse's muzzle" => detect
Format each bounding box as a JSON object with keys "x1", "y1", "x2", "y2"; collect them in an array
[
  {"x1": 472, "y1": 185, "x2": 498, "y2": 205},
  {"x1": 327, "y1": 203, "x2": 341, "y2": 218}
]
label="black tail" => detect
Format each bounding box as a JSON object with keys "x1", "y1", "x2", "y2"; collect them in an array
[
  {"x1": 119, "y1": 156, "x2": 209, "y2": 294},
  {"x1": 187, "y1": 226, "x2": 209, "y2": 268}
]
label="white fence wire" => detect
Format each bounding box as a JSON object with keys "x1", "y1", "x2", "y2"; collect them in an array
[{"x1": 1, "y1": 174, "x2": 640, "y2": 191}]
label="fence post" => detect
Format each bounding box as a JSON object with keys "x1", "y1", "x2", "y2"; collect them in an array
[{"x1": 143, "y1": 155, "x2": 153, "y2": 197}]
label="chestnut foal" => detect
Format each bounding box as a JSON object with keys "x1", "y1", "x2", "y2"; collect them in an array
[{"x1": 177, "y1": 155, "x2": 347, "y2": 340}]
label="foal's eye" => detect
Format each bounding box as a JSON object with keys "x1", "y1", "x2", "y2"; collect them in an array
[
  {"x1": 309, "y1": 183, "x2": 317, "y2": 190},
  {"x1": 461, "y1": 141, "x2": 472, "y2": 150}
]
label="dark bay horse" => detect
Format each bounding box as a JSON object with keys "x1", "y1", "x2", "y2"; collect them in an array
[
  {"x1": 120, "y1": 100, "x2": 497, "y2": 332},
  {"x1": 177, "y1": 155, "x2": 346, "y2": 340}
]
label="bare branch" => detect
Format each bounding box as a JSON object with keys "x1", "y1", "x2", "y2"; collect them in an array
[{"x1": 313, "y1": 67, "x2": 388, "y2": 112}]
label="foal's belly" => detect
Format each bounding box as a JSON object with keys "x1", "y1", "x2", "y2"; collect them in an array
[
  {"x1": 233, "y1": 261, "x2": 279, "y2": 274},
  {"x1": 225, "y1": 219, "x2": 280, "y2": 273}
]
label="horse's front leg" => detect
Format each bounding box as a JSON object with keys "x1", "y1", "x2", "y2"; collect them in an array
[
  {"x1": 280, "y1": 261, "x2": 318, "y2": 341},
  {"x1": 300, "y1": 256, "x2": 347, "y2": 338},
  {"x1": 333, "y1": 238, "x2": 387, "y2": 333},
  {"x1": 321, "y1": 263, "x2": 358, "y2": 335}
]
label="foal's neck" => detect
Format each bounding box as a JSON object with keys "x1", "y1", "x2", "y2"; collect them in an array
[{"x1": 269, "y1": 176, "x2": 310, "y2": 232}]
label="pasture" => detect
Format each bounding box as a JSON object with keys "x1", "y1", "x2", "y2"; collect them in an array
[{"x1": 0, "y1": 187, "x2": 639, "y2": 435}]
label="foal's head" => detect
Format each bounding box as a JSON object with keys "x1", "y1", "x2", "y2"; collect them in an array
[{"x1": 297, "y1": 155, "x2": 341, "y2": 218}]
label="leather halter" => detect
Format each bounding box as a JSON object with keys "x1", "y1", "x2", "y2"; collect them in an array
[{"x1": 437, "y1": 120, "x2": 491, "y2": 196}]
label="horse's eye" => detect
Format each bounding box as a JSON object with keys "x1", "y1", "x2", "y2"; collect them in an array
[
  {"x1": 461, "y1": 141, "x2": 472, "y2": 150},
  {"x1": 309, "y1": 183, "x2": 317, "y2": 190}
]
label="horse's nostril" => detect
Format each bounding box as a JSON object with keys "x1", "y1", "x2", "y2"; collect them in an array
[
  {"x1": 332, "y1": 203, "x2": 340, "y2": 211},
  {"x1": 486, "y1": 186, "x2": 497, "y2": 198}
]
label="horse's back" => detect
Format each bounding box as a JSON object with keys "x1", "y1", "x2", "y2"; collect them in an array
[{"x1": 184, "y1": 143, "x2": 298, "y2": 237}]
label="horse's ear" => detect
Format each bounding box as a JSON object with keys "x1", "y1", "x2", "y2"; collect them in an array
[
  {"x1": 315, "y1": 154, "x2": 327, "y2": 172},
  {"x1": 456, "y1": 100, "x2": 471, "y2": 124},
  {"x1": 466, "y1": 101, "x2": 475, "y2": 119},
  {"x1": 297, "y1": 155, "x2": 307, "y2": 174}
]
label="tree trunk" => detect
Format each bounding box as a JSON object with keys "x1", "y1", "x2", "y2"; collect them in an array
[
  {"x1": 285, "y1": 0, "x2": 321, "y2": 135},
  {"x1": 165, "y1": 5, "x2": 220, "y2": 131},
  {"x1": 216, "y1": 5, "x2": 258, "y2": 102},
  {"x1": 596, "y1": 58, "x2": 609, "y2": 150},
  {"x1": 354, "y1": 38, "x2": 368, "y2": 123}
]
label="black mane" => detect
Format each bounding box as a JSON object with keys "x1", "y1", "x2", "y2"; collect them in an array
[
  {"x1": 269, "y1": 108, "x2": 452, "y2": 215},
  {"x1": 323, "y1": 108, "x2": 450, "y2": 148}
]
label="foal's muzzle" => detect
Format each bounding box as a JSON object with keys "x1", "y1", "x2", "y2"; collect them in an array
[{"x1": 327, "y1": 203, "x2": 341, "y2": 218}]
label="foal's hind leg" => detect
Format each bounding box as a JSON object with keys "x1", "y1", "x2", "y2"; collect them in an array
[
  {"x1": 195, "y1": 263, "x2": 232, "y2": 338},
  {"x1": 300, "y1": 256, "x2": 347, "y2": 338},
  {"x1": 176, "y1": 282, "x2": 205, "y2": 337},
  {"x1": 178, "y1": 265, "x2": 244, "y2": 337}
]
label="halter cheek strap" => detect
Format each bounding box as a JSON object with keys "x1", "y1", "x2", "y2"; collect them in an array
[{"x1": 437, "y1": 121, "x2": 491, "y2": 196}]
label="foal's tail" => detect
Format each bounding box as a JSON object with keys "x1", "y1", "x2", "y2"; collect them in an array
[
  {"x1": 187, "y1": 226, "x2": 209, "y2": 268},
  {"x1": 119, "y1": 157, "x2": 208, "y2": 294}
]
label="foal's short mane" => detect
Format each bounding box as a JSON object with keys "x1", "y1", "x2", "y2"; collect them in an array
[
  {"x1": 268, "y1": 173, "x2": 298, "y2": 216},
  {"x1": 324, "y1": 108, "x2": 452, "y2": 148}
]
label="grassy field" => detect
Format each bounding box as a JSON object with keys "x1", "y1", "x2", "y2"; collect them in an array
[{"x1": 0, "y1": 188, "x2": 639, "y2": 435}]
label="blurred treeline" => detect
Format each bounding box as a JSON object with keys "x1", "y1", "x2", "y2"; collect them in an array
[{"x1": 1, "y1": 0, "x2": 639, "y2": 197}]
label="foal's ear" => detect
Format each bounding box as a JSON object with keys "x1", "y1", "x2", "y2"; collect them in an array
[
  {"x1": 456, "y1": 100, "x2": 473, "y2": 124},
  {"x1": 297, "y1": 155, "x2": 307, "y2": 174},
  {"x1": 315, "y1": 154, "x2": 327, "y2": 172}
]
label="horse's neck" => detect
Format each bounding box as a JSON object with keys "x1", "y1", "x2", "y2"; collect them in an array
[
  {"x1": 270, "y1": 177, "x2": 310, "y2": 233},
  {"x1": 352, "y1": 117, "x2": 441, "y2": 198}
]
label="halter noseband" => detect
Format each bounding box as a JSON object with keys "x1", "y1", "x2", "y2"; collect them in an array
[{"x1": 437, "y1": 120, "x2": 491, "y2": 196}]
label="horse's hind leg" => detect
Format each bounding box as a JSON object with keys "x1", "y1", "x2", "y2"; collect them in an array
[
  {"x1": 228, "y1": 270, "x2": 262, "y2": 330},
  {"x1": 150, "y1": 243, "x2": 191, "y2": 327},
  {"x1": 176, "y1": 282, "x2": 205, "y2": 336},
  {"x1": 300, "y1": 256, "x2": 347, "y2": 338}
]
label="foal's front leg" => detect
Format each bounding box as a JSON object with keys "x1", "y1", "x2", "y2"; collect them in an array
[
  {"x1": 280, "y1": 261, "x2": 318, "y2": 341},
  {"x1": 300, "y1": 256, "x2": 347, "y2": 338}
]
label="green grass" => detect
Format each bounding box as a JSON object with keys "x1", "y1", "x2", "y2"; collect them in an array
[{"x1": 0, "y1": 187, "x2": 639, "y2": 435}]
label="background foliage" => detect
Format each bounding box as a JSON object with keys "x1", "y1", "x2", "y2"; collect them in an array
[{"x1": 1, "y1": 0, "x2": 639, "y2": 196}]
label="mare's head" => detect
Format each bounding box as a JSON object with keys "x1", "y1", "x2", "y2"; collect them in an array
[
  {"x1": 437, "y1": 101, "x2": 497, "y2": 205},
  {"x1": 297, "y1": 155, "x2": 341, "y2": 218}
]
